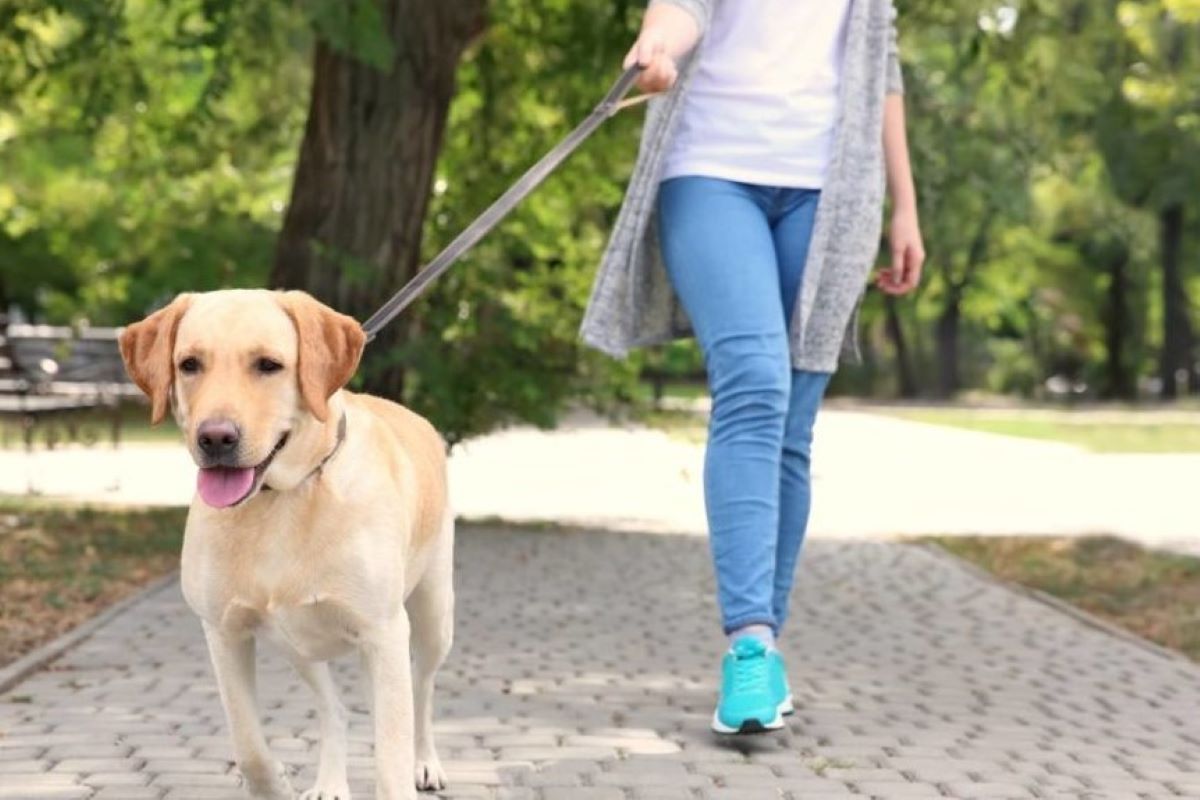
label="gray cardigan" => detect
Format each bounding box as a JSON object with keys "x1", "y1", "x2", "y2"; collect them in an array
[{"x1": 580, "y1": 0, "x2": 904, "y2": 372}]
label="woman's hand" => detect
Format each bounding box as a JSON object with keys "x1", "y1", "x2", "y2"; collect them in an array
[
  {"x1": 623, "y1": 5, "x2": 701, "y2": 93},
  {"x1": 624, "y1": 31, "x2": 679, "y2": 93},
  {"x1": 877, "y1": 206, "x2": 924, "y2": 295}
]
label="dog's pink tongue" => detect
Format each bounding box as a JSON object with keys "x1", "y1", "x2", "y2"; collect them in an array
[{"x1": 196, "y1": 467, "x2": 255, "y2": 508}]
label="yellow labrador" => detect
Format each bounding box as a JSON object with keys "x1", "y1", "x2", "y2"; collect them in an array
[{"x1": 120, "y1": 289, "x2": 453, "y2": 800}]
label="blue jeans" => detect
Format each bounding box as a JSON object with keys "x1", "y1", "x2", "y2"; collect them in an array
[{"x1": 658, "y1": 176, "x2": 832, "y2": 636}]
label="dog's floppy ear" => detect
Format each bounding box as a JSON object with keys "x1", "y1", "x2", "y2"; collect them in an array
[
  {"x1": 279, "y1": 291, "x2": 365, "y2": 422},
  {"x1": 119, "y1": 294, "x2": 192, "y2": 425}
]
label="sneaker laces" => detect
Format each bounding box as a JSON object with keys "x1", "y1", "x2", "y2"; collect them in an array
[{"x1": 729, "y1": 639, "x2": 771, "y2": 694}]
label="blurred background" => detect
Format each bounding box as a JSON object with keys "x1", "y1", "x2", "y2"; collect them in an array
[
  {"x1": 1, "y1": 0, "x2": 1199, "y2": 686},
  {"x1": 1, "y1": 0, "x2": 1198, "y2": 441}
]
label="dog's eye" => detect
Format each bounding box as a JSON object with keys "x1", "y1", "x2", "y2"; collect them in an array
[
  {"x1": 256, "y1": 357, "x2": 283, "y2": 375},
  {"x1": 179, "y1": 357, "x2": 201, "y2": 374}
]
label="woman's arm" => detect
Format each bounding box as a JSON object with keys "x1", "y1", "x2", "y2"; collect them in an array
[
  {"x1": 623, "y1": 1, "x2": 705, "y2": 92},
  {"x1": 877, "y1": 18, "x2": 924, "y2": 297}
]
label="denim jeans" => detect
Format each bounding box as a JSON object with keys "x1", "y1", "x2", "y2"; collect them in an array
[{"x1": 658, "y1": 176, "x2": 832, "y2": 635}]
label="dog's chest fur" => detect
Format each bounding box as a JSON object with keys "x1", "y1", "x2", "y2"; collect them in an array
[{"x1": 181, "y1": 494, "x2": 402, "y2": 660}]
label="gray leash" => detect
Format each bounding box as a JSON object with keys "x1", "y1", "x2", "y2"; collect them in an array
[{"x1": 362, "y1": 65, "x2": 648, "y2": 343}]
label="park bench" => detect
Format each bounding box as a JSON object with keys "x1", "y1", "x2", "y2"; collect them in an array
[{"x1": 0, "y1": 322, "x2": 140, "y2": 453}]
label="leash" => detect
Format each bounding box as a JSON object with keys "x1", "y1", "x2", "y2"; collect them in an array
[{"x1": 361, "y1": 66, "x2": 651, "y2": 343}]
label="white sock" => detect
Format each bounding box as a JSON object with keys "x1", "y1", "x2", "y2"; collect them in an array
[{"x1": 730, "y1": 624, "x2": 775, "y2": 650}]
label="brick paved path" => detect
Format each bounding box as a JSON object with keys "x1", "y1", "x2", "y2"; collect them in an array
[{"x1": 3, "y1": 528, "x2": 1200, "y2": 799}]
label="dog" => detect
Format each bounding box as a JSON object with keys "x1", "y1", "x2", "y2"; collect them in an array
[{"x1": 119, "y1": 289, "x2": 454, "y2": 800}]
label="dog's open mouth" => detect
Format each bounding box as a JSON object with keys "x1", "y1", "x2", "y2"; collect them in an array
[{"x1": 196, "y1": 433, "x2": 290, "y2": 509}]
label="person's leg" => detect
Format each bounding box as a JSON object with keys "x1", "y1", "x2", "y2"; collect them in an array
[
  {"x1": 767, "y1": 189, "x2": 832, "y2": 630},
  {"x1": 774, "y1": 369, "x2": 830, "y2": 628},
  {"x1": 657, "y1": 176, "x2": 791, "y2": 638}
]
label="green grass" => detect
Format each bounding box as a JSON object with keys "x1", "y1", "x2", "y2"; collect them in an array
[
  {"x1": 892, "y1": 408, "x2": 1200, "y2": 453},
  {"x1": 0, "y1": 501, "x2": 186, "y2": 667},
  {"x1": 626, "y1": 380, "x2": 710, "y2": 443},
  {"x1": 114, "y1": 404, "x2": 181, "y2": 443},
  {"x1": 628, "y1": 379, "x2": 708, "y2": 407},
  {"x1": 634, "y1": 408, "x2": 707, "y2": 443},
  {"x1": 929, "y1": 535, "x2": 1200, "y2": 661}
]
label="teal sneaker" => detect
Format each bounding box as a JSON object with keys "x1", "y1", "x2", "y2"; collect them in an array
[
  {"x1": 711, "y1": 638, "x2": 785, "y2": 734},
  {"x1": 768, "y1": 649, "x2": 795, "y2": 717}
]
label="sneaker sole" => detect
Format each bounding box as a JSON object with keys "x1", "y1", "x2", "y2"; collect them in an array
[
  {"x1": 779, "y1": 694, "x2": 795, "y2": 717},
  {"x1": 710, "y1": 707, "x2": 785, "y2": 735}
]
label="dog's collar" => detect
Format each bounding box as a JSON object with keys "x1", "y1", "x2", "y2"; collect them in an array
[{"x1": 262, "y1": 412, "x2": 347, "y2": 493}]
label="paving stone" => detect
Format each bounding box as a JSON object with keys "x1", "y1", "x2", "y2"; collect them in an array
[
  {"x1": 853, "y1": 781, "x2": 943, "y2": 796},
  {"x1": 92, "y1": 789, "x2": 162, "y2": 800},
  {"x1": 495, "y1": 789, "x2": 537, "y2": 800},
  {"x1": 162, "y1": 790, "x2": 242, "y2": 800},
  {"x1": 0, "y1": 747, "x2": 45, "y2": 761},
  {"x1": 84, "y1": 771, "x2": 154, "y2": 786},
  {"x1": 700, "y1": 789, "x2": 782, "y2": 800},
  {"x1": 51, "y1": 757, "x2": 144, "y2": 773},
  {"x1": 436, "y1": 787, "x2": 494, "y2": 799},
  {"x1": 0, "y1": 758, "x2": 50, "y2": 773},
  {"x1": 944, "y1": 781, "x2": 1036, "y2": 798},
  {"x1": 143, "y1": 759, "x2": 231, "y2": 775},
  {"x1": 0, "y1": 788, "x2": 90, "y2": 800},
  {"x1": 0, "y1": 772, "x2": 78, "y2": 786},
  {"x1": 594, "y1": 771, "x2": 711, "y2": 790},
  {"x1": 131, "y1": 746, "x2": 197, "y2": 760},
  {"x1": 631, "y1": 789, "x2": 695, "y2": 800},
  {"x1": 775, "y1": 779, "x2": 856, "y2": 795},
  {"x1": 692, "y1": 762, "x2": 775, "y2": 778},
  {"x1": 1, "y1": 531, "x2": 1199, "y2": 800},
  {"x1": 151, "y1": 772, "x2": 240, "y2": 788},
  {"x1": 543, "y1": 789, "x2": 625, "y2": 800},
  {"x1": 0, "y1": 772, "x2": 90, "y2": 800},
  {"x1": 42, "y1": 743, "x2": 132, "y2": 760}
]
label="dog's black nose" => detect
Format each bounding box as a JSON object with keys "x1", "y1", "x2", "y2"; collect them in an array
[{"x1": 197, "y1": 419, "x2": 241, "y2": 459}]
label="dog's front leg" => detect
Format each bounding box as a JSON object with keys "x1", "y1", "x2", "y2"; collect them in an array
[
  {"x1": 287, "y1": 658, "x2": 350, "y2": 800},
  {"x1": 203, "y1": 623, "x2": 294, "y2": 800},
  {"x1": 361, "y1": 612, "x2": 416, "y2": 800}
]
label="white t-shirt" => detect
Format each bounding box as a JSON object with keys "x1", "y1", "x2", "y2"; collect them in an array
[{"x1": 660, "y1": 0, "x2": 853, "y2": 189}]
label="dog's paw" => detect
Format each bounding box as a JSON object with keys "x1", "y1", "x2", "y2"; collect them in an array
[
  {"x1": 415, "y1": 754, "x2": 447, "y2": 793},
  {"x1": 238, "y1": 758, "x2": 295, "y2": 800},
  {"x1": 298, "y1": 782, "x2": 351, "y2": 800}
]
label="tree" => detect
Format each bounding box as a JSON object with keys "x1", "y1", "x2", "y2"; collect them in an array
[
  {"x1": 1085, "y1": 0, "x2": 1200, "y2": 397},
  {"x1": 4, "y1": 0, "x2": 1195, "y2": 420},
  {"x1": 0, "y1": 0, "x2": 310, "y2": 321},
  {"x1": 271, "y1": 0, "x2": 487, "y2": 400},
  {"x1": 274, "y1": 0, "x2": 648, "y2": 441},
  {"x1": 893, "y1": 1, "x2": 1043, "y2": 397}
]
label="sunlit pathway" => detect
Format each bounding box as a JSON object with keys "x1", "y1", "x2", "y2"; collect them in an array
[
  {"x1": 3, "y1": 526, "x2": 1200, "y2": 799},
  {"x1": 4, "y1": 409, "x2": 1199, "y2": 552}
]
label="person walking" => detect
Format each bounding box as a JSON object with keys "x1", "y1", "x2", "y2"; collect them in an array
[{"x1": 581, "y1": 0, "x2": 925, "y2": 734}]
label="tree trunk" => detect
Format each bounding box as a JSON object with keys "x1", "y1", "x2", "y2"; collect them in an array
[
  {"x1": 884, "y1": 295, "x2": 918, "y2": 398},
  {"x1": 272, "y1": 0, "x2": 486, "y2": 399},
  {"x1": 1159, "y1": 203, "x2": 1194, "y2": 399},
  {"x1": 935, "y1": 292, "x2": 961, "y2": 399},
  {"x1": 1101, "y1": 243, "x2": 1136, "y2": 400},
  {"x1": 931, "y1": 218, "x2": 989, "y2": 400}
]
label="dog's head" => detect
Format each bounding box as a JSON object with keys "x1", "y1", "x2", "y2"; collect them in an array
[{"x1": 119, "y1": 289, "x2": 365, "y2": 509}]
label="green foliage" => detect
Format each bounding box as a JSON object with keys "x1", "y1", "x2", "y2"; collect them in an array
[
  {"x1": 851, "y1": 0, "x2": 1198, "y2": 400},
  {"x1": 391, "y1": 0, "x2": 649, "y2": 442},
  {"x1": 298, "y1": 0, "x2": 394, "y2": 69},
  {"x1": 0, "y1": 0, "x2": 311, "y2": 322},
  {"x1": 1094, "y1": 0, "x2": 1200, "y2": 210},
  {"x1": 2, "y1": 0, "x2": 1199, "y2": 439}
]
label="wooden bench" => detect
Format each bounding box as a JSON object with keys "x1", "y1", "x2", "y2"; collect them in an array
[{"x1": 0, "y1": 323, "x2": 140, "y2": 452}]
